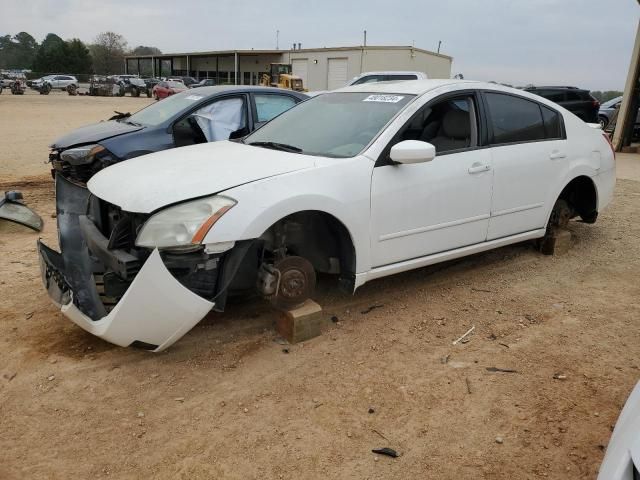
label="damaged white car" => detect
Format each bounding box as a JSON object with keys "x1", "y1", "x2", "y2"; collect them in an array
[{"x1": 38, "y1": 80, "x2": 616, "y2": 351}]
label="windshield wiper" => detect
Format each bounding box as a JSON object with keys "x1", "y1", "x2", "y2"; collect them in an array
[
  {"x1": 109, "y1": 111, "x2": 131, "y2": 121},
  {"x1": 247, "y1": 141, "x2": 303, "y2": 153}
]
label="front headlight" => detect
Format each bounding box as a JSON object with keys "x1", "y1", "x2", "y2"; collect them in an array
[
  {"x1": 60, "y1": 144, "x2": 105, "y2": 166},
  {"x1": 135, "y1": 196, "x2": 236, "y2": 249}
]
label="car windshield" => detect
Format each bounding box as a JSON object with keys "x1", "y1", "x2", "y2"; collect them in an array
[
  {"x1": 128, "y1": 90, "x2": 206, "y2": 126},
  {"x1": 167, "y1": 81, "x2": 185, "y2": 88},
  {"x1": 244, "y1": 92, "x2": 414, "y2": 158}
]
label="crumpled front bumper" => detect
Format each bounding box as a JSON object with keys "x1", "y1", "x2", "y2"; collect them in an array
[{"x1": 38, "y1": 241, "x2": 214, "y2": 351}]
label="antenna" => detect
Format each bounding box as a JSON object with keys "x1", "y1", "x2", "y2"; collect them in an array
[
  {"x1": 437, "y1": 40, "x2": 442, "y2": 53},
  {"x1": 363, "y1": 30, "x2": 367, "y2": 47},
  {"x1": 276, "y1": 30, "x2": 279, "y2": 50}
]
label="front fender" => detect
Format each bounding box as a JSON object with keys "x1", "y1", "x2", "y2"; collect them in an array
[{"x1": 204, "y1": 159, "x2": 373, "y2": 273}]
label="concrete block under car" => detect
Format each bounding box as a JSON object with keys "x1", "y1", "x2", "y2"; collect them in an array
[
  {"x1": 276, "y1": 300, "x2": 325, "y2": 344},
  {"x1": 539, "y1": 228, "x2": 572, "y2": 255}
]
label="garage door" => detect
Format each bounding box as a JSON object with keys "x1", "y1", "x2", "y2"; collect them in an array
[
  {"x1": 327, "y1": 58, "x2": 348, "y2": 90},
  {"x1": 291, "y1": 59, "x2": 308, "y2": 86}
]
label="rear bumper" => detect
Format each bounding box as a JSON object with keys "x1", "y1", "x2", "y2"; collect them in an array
[{"x1": 38, "y1": 240, "x2": 214, "y2": 351}]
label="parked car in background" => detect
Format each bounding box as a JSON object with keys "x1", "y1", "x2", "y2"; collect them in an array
[
  {"x1": 38, "y1": 80, "x2": 615, "y2": 351},
  {"x1": 597, "y1": 381, "x2": 640, "y2": 479},
  {"x1": 191, "y1": 78, "x2": 217, "y2": 88},
  {"x1": 30, "y1": 75, "x2": 55, "y2": 90},
  {"x1": 598, "y1": 96, "x2": 622, "y2": 128},
  {"x1": 347, "y1": 71, "x2": 428, "y2": 86},
  {"x1": 112, "y1": 75, "x2": 151, "y2": 97},
  {"x1": 31, "y1": 75, "x2": 78, "y2": 91},
  {"x1": 1, "y1": 73, "x2": 15, "y2": 88},
  {"x1": 523, "y1": 86, "x2": 599, "y2": 123},
  {"x1": 142, "y1": 77, "x2": 161, "y2": 92},
  {"x1": 598, "y1": 95, "x2": 640, "y2": 130},
  {"x1": 179, "y1": 76, "x2": 198, "y2": 87},
  {"x1": 152, "y1": 80, "x2": 187, "y2": 100},
  {"x1": 49, "y1": 86, "x2": 308, "y2": 185}
]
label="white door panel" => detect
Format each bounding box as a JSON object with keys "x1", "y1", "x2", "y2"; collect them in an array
[
  {"x1": 371, "y1": 149, "x2": 493, "y2": 267},
  {"x1": 487, "y1": 140, "x2": 566, "y2": 239},
  {"x1": 291, "y1": 59, "x2": 308, "y2": 86}
]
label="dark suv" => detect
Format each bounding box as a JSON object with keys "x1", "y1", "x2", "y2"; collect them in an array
[{"x1": 523, "y1": 86, "x2": 599, "y2": 123}]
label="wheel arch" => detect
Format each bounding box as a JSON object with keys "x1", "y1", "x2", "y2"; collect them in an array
[
  {"x1": 258, "y1": 209, "x2": 357, "y2": 279},
  {"x1": 548, "y1": 174, "x2": 599, "y2": 224}
]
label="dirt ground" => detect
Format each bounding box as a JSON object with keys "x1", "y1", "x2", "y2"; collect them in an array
[{"x1": 1, "y1": 93, "x2": 640, "y2": 479}]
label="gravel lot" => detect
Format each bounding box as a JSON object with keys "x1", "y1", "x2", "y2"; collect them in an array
[{"x1": 1, "y1": 93, "x2": 639, "y2": 479}]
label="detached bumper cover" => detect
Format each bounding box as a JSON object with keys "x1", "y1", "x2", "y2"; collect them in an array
[
  {"x1": 597, "y1": 381, "x2": 640, "y2": 479},
  {"x1": 38, "y1": 241, "x2": 214, "y2": 351}
]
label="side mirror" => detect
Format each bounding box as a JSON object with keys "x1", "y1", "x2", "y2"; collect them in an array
[{"x1": 390, "y1": 140, "x2": 436, "y2": 164}]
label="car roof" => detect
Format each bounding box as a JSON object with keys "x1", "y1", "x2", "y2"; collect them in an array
[
  {"x1": 339, "y1": 79, "x2": 486, "y2": 95},
  {"x1": 337, "y1": 79, "x2": 569, "y2": 108},
  {"x1": 355, "y1": 71, "x2": 425, "y2": 77},
  {"x1": 602, "y1": 96, "x2": 622, "y2": 107}
]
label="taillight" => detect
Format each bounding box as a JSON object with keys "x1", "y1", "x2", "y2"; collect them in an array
[{"x1": 603, "y1": 133, "x2": 615, "y2": 160}]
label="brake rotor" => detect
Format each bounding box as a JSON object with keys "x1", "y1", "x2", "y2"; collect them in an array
[{"x1": 271, "y1": 256, "x2": 316, "y2": 310}]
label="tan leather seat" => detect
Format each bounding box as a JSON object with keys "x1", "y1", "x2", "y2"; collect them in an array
[{"x1": 425, "y1": 109, "x2": 470, "y2": 152}]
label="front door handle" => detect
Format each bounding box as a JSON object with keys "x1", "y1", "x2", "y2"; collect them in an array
[
  {"x1": 550, "y1": 151, "x2": 567, "y2": 160},
  {"x1": 468, "y1": 163, "x2": 491, "y2": 174}
]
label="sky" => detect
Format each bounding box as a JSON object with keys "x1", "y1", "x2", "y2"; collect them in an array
[{"x1": 1, "y1": 0, "x2": 639, "y2": 90}]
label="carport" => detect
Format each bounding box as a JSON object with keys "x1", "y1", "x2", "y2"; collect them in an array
[{"x1": 124, "y1": 50, "x2": 283, "y2": 85}]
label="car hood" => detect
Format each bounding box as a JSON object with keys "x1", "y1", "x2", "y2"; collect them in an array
[
  {"x1": 88, "y1": 141, "x2": 316, "y2": 213},
  {"x1": 51, "y1": 120, "x2": 144, "y2": 150}
]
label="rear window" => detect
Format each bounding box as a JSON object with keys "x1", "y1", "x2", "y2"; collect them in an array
[
  {"x1": 566, "y1": 91, "x2": 583, "y2": 101},
  {"x1": 386, "y1": 74, "x2": 418, "y2": 81},
  {"x1": 532, "y1": 89, "x2": 565, "y2": 103}
]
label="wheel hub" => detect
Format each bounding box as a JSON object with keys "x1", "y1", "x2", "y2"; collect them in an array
[{"x1": 271, "y1": 256, "x2": 316, "y2": 310}]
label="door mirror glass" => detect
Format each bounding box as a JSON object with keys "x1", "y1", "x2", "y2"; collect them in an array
[{"x1": 390, "y1": 140, "x2": 436, "y2": 164}]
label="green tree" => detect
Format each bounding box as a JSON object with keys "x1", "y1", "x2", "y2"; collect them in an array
[
  {"x1": 89, "y1": 32, "x2": 128, "y2": 74},
  {"x1": 131, "y1": 45, "x2": 162, "y2": 56},
  {"x1": 66, "y1": 38, "x2": 92, "y2": 74},
  {"x1": 0, "y1": 32, "x2": 38, "y2": 69},
  {"x1": 33, "y1": 33, "x2": 67, "y2": 73}
]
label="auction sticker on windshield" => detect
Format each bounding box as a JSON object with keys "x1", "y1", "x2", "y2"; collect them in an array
[{"x1": 363, "y1": 94, "x2": 405, "y2": 103}]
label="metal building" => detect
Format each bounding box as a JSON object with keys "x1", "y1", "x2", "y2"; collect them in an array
[{"x1": 124, "y1": 45, "x2": 453, "y2": 90}]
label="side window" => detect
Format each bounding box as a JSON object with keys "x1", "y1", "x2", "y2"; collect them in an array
[
  {"x1": 385, "y1": 74, "x2": 418, "y2": 81},
  {"x1": 566, "y1": 91, "x2": 581, "y2": 101},
  {"x1": 192, "y1": 96, "x2": 247, "y2": 142},
  {"x1": 380, "y1": 94, "x2": 477, "y2": 164},
  {"x1": 485, "y1": 93, "x2": 545, "y2": 144},
  {"x1": 541, "y1": 106, "x2": 563, "y2": 139},
  {"x1": 353, "y1": 75, "x2": 384, "y2": 85},
  {"x1": 254, "y1": 94, "x2": 298, "y2": 123}
]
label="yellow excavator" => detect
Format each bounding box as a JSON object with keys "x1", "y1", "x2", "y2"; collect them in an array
[{"x1": 260, "y1": 63, "x2": 306, "y2": 92}]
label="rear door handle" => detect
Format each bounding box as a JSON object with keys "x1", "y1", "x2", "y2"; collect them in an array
[
  {"x1": 550, "y1": 151, "x2": 567, "y2": 160},
  {"x1": 468, "y1": 163, "x2": 491, "y2": 174}
]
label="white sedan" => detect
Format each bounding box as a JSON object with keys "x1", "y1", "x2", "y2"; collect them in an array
[{"x1": 38, "y1": 79, "x2": 616, "y2": 351}]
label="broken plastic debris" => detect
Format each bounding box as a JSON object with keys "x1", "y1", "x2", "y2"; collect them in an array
[{"x1": 371, "y1": 447, "x2": 399, "y2": 458}]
